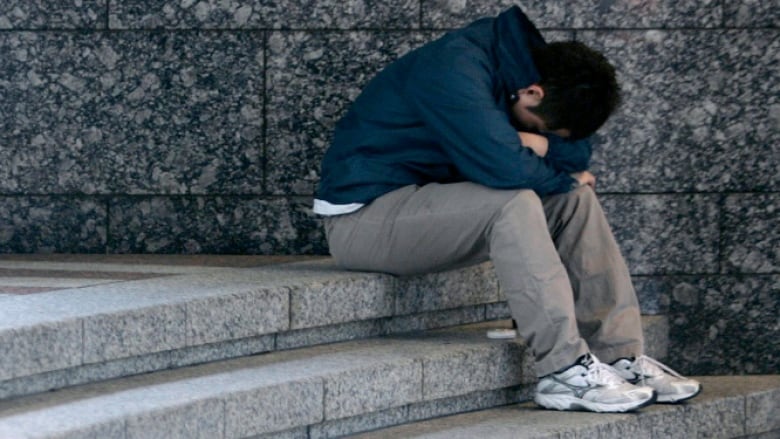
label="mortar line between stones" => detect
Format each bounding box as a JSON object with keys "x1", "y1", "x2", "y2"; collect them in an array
[
  {"x1": 105, "y1": 0, "x2": 110, "y2": 30},
  {"x1": 261, "y1": 30, "x2": 269, "y2": 195},
  {"x1": 717, "y1": 193, "x2": 726, "y2": 275}
]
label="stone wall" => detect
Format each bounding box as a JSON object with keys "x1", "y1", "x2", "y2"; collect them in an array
[{"x1": 0, "y1": 1, "x2": 777, "y2": 374}]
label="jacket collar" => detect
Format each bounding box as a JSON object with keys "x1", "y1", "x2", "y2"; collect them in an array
[{"x1": 493, "y1": 6, "x2": 545, "y2": 97}]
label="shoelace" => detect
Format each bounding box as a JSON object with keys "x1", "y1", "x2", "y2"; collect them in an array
[
  {"x1": 587, "y1": 355, "x2": 627, "y2": 386},
  {"x1": 632, "y1": 355, "x2": 685, "y2": 382}
]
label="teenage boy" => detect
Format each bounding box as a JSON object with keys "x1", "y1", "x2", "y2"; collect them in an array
[{"x1": 314, "y1": 6, "x2": 700, "y2": 412}]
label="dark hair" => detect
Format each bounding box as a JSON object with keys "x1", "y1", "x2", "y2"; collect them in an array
[{"x1": 529, "y1": 41, "x2": 621, "y2": 139}]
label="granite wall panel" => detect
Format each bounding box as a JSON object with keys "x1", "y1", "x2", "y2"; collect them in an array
[
  {"x1": 421, "y1": 0, "x2": 567, "y2": 29},
  {"x1": 713, "y1": 30, "x2": 779, "y2": 192},
  {"x1": 724, "y1": 0, "x2": 780, "y2": 28},
  {"x1": 0, "y1": 197, "x2": 106, "y2": 253},
  {"x1": 601, "y1": 194, "x2": 720, "y2": 275},
  {"x1": 0, "y1": 0, "x2": 106, "y2": 30},
  {"x1": 109, "y1": 0, "x2": 420, "y2": 30},
  {"x1": 422, "y1": 0, "x2": 723, "y2": 29},
  {"x1": 722, "y1": 193, "x2": 780, "y2": 274},
  {"x1": 108, "y1": 196, "x2": 325, "y2": 254},
  {"x1": 265, "y1": 31, "x2": 434, "y2": 195},
  {"x1": 580, "y1": 30, "x2": 726, "y2": 193},
  {"x1": 567, "y1": 0, "x2": 722, "y2": 29},
  {"x1": 0, "y1": 31, "x2": 265, "y2": 195},
  {"x1": 662, "y1": 274, "x2": 779, "y2": 375}
]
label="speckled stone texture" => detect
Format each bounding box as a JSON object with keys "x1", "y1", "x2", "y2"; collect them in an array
[
  {"x1": 110, "y1": 0, "x2": 419, "y2": 29},
  {"x1": 722, "y1": 193, "x2": 780, "y2": 273},
  {"x1": 422, "y1": 0, "x2": 566, "y2": 29},
  {"x1": 724, "y1": 0, "x2": 780, "y2": 27},
  {"x1": 0, "y1": 197, "x2": 106, "y2": 253},
  {"x1": 265, "y1": 31, "x2": 434, "y2": 195},
  {"x1": 567, "y1": 0, "x2": 722, "y2": 28},
  {"x1": 581, "y1": 30, "x2": 725, "y2": 193},
  {"x1": 108, "y1": 196, "x2": 326, "y2": 254},
  {"x1": 663, "y1": 275, "x2": 779, "y2": 375},
  {"x1": 0, "y1": 0, "x2": 106, "y2": 29},
  {"x1": 0, "y1": 31, "x2": 264, "y2": 195},
  {"x1": 423, "y1": 0, "x2": 722, "y2": 29},
  {"x1": 600, "y1": 194, "x2": 720, "y2": 275}
]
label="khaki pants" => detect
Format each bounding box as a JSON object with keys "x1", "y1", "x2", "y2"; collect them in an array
[{"x1": 323, "y1": 182, "x2": 644, "y2": 376}]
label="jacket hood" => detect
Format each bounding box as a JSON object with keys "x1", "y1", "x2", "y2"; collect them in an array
[{"x1": 493, "y1": 5, "x2": 546, "y2": 96}]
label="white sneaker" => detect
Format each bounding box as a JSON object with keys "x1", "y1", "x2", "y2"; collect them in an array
[
  {"x1": 535, "y1": 353, "x2": 656, "y2": 413},
  {"x1": 611, "y1": 355, "x2": 702, "y2": 403}
]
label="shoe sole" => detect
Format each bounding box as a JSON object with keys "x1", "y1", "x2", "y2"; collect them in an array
[
  {"x1": 534, "y1": 391, "x2": 657, "y2": 413},
  {"x1": 656, "y1": 385, "x2": 703, "y2": 403}
]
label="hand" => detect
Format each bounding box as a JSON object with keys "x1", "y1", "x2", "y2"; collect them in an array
[
  {"x1": 518, "y1": 132, "x2": 548, "y2": 157},
  {"x1": 570, "y1": 171, "x2": 596, "y2": 189}
]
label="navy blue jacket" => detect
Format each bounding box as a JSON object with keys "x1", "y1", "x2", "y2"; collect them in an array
[{"x1": 316, "y1": 6, "x2": 591, "y2": 207}]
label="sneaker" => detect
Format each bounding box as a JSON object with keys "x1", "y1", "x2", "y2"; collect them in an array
[
  {"x1": 611, "y1": 355, "x2": 702, "y2": 403},
  {"x1": 535, "y1": 353, "x2": 656, "y2": 412}
]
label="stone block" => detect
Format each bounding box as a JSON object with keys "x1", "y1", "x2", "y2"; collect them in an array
[
  {"x1": 722, "y1": 193, "x2": 780, "y2": 273},
  {"x1": 682, "y1": 394, "x2": 746, "y2": 438},
  {"x1": 601, "y1": 194, "x2": 720, "y2": 275},
  {"x1": 422, "y1": 343, "x2": 526, "y2": 400},
  {"x1": 224, "y1": 378, "x2": 324, "y2": 438},
  {"x1": 276, "y1": 320, "x2": 385, "y2": 351},
  {"x1": 407, "y1": 387, "x2": 528, "y2": 423},
  {"x1": 109, "y1": 0, "x2": 419, "y2": 29},
  {"x1": 265, "y1": 31, "x2": 434, "y2": 195},
  {"x1": 746, "y1": 384, "x2": 780, "y2": 434},
  {"x1": 395, "y1": 263, "x2": 499, "y2": 315},
  {"x1": 0, "y1": 321, "x2": 82, "y2": 381},
  {"x1": 83, "y1": 305, "x2": 187, "y2": 363},
  {"x1": 0, "y1": 31, "x2": 264, "y2": 195},
  {"x1": 109, "y1": 196, "x2": 326, "y2": 254},
  {"x1": 724, "y1": 1, "x2": 780, "y2": 28},
  {"x1": 324, "y1": 359, "x2": 422, "y2": 419},
  {"x1": 169, "y1": 335, "x2": 276, "y2": 367},
  {"x1": 186, "y1": 286, "x2": 289, "y2": 346},
  {"x1": 569, "y1": 0, "x2": 721, "y2": 28},
  {"x1": 583, "y1": 30, "x2": 779, "y2": 193},
  {"x1": 126, "y1": 398, "x2": 224, "y2": 439},
  {"x1": 632, "y1": 276, "x2": 672, "y2": 315},
  {"x1": 485, "y1": 302, "x2": 511, "y2": 320},
  {"x1": 665, "y1": 275, "x2": 779, "y2": 375},
  {"x1": 309, "y1": 406, "x2": 408, "y2": 439},
  {"x1": 580, "y1": 30, "x2": 725, "y2": 193},
  {"x1": 422, "y1": 1, "x2": 570, "y2": 30},
  {"x1": 710, "y1": 31, "x2": 780, "y2": 192},
  {"x1": 424, "y1": 1, "x2": 722, "y2": 30},
  {"x1": 0, "y1": 0, "x2": 106, "y2": 29},
  {"x1": 381, "y1": 306, "x2": 486, "y2": 334},
  {"x1": 289, "y1": 275, "x2": 395, "y2": 329},
  {"x1": 0, "y1": 197, "x2": 106, "y2": 253}
]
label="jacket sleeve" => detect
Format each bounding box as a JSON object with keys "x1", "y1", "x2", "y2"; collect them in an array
[
  {"x1": 404, "y1": 45, "x2": 577, "y2": 196},
  {"x1": 545, "y1": 135, "x2": 592, "y2": 173}
]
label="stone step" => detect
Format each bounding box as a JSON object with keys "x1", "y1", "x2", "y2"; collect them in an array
[
  {"x1": 349, "y1": 375, "x2": 780, "y2": 439},
  {"x1": 0, "y1": 258, "x2": 488, "y2": 399},
  {"x1": 0, "y1": 319, "x2": 678, "y2": 439},
  {"x1": 0, "y1": 257, "x2": 667, "y2": 401},
  {"x1": 0, "y1": 322, "x2": 536, "y2": 439}
]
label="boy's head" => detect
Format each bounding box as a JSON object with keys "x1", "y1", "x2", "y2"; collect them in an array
[{"x1": 511, "y1": 41, "x2": 621, "y2": 140}]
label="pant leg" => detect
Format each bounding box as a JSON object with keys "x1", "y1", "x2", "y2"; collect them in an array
[
  {"x1": 323, "y1": 182, "x2": 589, "y2": 376},
  {"x1": 541, "y1": 186, "x2": 644, "y2": 363}
]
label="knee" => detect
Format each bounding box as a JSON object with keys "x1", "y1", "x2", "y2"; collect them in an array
[
  {"x1": 552, "y1": 185, "x2": 601, "y2": 219},
  {"x1": 500, "y1": 189, "x2": 546, "y2": 219}
]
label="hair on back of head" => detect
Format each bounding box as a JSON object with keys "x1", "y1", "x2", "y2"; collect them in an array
[{"x1": 530, "y1": 41, "x2": 621, "y2": 139}]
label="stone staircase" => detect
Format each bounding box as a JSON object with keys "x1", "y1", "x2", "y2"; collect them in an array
[{"x1": 0, "y1": 256, "x2": 776, "y2": 438}]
